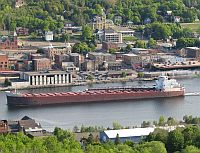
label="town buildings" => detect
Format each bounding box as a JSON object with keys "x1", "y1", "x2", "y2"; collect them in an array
[
  {"x1": 43, "y1": 44, "x2": 72, "y2": 61},
  {"x1": 0, "y1": 116, "x2": 51, "y2": 138}
]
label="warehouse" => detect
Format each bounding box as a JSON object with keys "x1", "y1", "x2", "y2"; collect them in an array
[{"x1": 100, "y1": 128, "x2": 154, "y2": 143}]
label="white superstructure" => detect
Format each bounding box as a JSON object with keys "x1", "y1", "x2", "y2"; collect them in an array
[{"x1": 155, "y1": 76, "x2": 183, "y2": 91}]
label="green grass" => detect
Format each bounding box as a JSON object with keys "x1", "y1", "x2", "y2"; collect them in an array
[
  {"x1": 181, "y1": 21, "x2": 200, "y2": 32},
  {"x1": 123, "y1": 36, "x2": 138, "y2": 42}
]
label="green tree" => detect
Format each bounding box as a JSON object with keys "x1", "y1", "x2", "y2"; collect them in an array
[
  {"x1": 87, "y1": 133, "x2": 94, "y2": 144},
  {"x1": 159, "y1": 115, "x2": 165, "y2": 126},
  {"x1": 73, "y1": 125, "x2": 79, "y2": 133},
  {"x1": 182, "y1": 145, "x2": 200, "y2": 153},
  {"x1": 182, "y1": 126, "x2": 200, "y2": 146},
  {"x1": 86, "y1": 75, "x2": 94, "y2": 81},
  {"x1": 108, "y1": 48, "x2": 117, "y2": 54},
  {"x1": 9, "y1": 21, "x2": 16, "y2": 31},
  {"x1": 115, "y1": 134, "x2": 121, "y2": 145},
  {"x1": 145, "y1": 23, "x2": 172, "y2": 40},
  {"x1": 72, "y1": 42, "x2": 92, "y2": 54},
  {"x1": 113, "y1": 122, "x2": 122, "y2": 130},
  {"x1": 167, "y1": 129, "x2": 184, "y2": 153},
  {"x1": 146, "y1": 128, "x2": 169, "y2": 145},
  {"x1": 95, "y1": 4, "x2": 103, "y2": 15},
  {"x1": 121, "y1": 72, "x2": 127, "y2": 78},
  {"x1": 61, "y1": 33, "x2": 70, "y2": 42},
  {"x1": 141, "y1": 121, "x2": 151, "y2": 128},
  {"x1": 137, "y1": 72, "x2": 144, "y2": 78},
  {"x1": 136, "y1": 141, "x2": 167, "y2": 153},
  {"x1": 82, "y1": 25, "x2": 92, "y2": 41},
  {"x1": 147, "y1": 38, "x2": 156, "y2": 48},
  {"x1": 135, "y1": 40, "x2": 147, "y2": 48}
]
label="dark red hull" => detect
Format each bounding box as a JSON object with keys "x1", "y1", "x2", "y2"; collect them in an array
[{"x1": 6, "y1": 88, "x2": 185, "y2": 107}]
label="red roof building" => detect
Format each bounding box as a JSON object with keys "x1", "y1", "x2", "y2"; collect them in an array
[{"x1": 0, "y1": 36, "x2": 18, "y2": 49}]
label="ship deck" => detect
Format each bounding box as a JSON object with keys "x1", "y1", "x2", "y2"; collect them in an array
[{"x1": 19, "y1": 88, "x2": 156, "y2": 98}]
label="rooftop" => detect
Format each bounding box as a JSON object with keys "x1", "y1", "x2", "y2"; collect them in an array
[
  {"x1": 103, "y1": 128, "x2": 155, "y2": 139},
  {"x1": 104, "y1": 29, "x2": 115, "y2": 33},
  {"x1": 89, "y1": 52, "x2": 112, "y2": 56},
  {"x1": 123, "y1": 53, "x2": 138, "y2": 57},
  {"x1": 33, "y1": 58, "x2": 50, "y2": 61},
  {"x1": 69, "y1": 53, "x2": 80, "y2": 56},
  {"x1": 23, "y1": 71, "x2": 69, "y2": 76},
  {"x1": 185, "y1": 47, "x2": 200, "y2": 50}
]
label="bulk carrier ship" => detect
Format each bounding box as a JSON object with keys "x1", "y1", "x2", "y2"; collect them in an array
[{"x1": 6, "y1": 76, "x2": 185, "y2": 107}]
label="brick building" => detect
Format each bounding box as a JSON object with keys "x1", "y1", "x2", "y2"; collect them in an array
[
  {"x1": 0, "y1": 36, "x2": 18, "y2": 49},
  {"x1": 88, "y1": 52, "x2": 116, "y2": 70},
  {"x1": 43, "y1": 44, "x2": 71, "y2": 61},
  {"x1": 102, "y1": 41, "x2": 118, "y2": 50},
  {"x1": 185, "y1": 47, "x2": 200, "y2": 59},
  {"x1": 123, "y1": 54, "x2": 142, "y2": 65},
  {"x1": 33, "y1": 58, "x2": 51, "y2": 71},
  {"x1": 0, "y1": 53, "x2": 9, "y2": 70}
]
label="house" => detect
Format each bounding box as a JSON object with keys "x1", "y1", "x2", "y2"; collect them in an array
[
  {"x1": 0, "y1": 116, "x2": 51, "y2": 137},
  {"x1": 0, "y1": 120, "x2": 8, "y2": 134},
  {"x1": 174, "y1": 16, "x2": 181, "y2": 23},
  {"x1": 100, "y1": 128, "x2": 154, "y2": 143},
  {"x1": 18, "y1": 116, "x2": 43, "y2": 134},
  {"x1": 16, "y1": 27, "x2": 29, "y2": 36},
  {"x1": 64, "y1": 21, "x2": 74, "y2": 27},
  {"x1": 45, "y1": 31, "x2": 53, "y2": 41},
  {"x1": 15, "y1": 0, "x2": 25, "y2": 8},
  {"x1": 144, "y1": 18, "x2": 151, "y2": 24}
]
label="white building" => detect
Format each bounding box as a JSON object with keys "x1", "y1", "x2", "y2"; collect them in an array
[
  {"x1": 100, "y1": 128, "x2": 155, "y2": 143},
  {"x1": 45, "y1": 31, "x2": 53, "y2": 41},
  {"x1": 20, "y1": 71, "x2": 72, "y2": 86}
]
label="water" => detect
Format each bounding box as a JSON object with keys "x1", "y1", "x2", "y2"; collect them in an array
[{"x1": 0, "y1": 78, "x2": 200, "y2": 131}]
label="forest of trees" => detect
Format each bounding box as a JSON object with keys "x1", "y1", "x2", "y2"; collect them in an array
[
  {"x1": 0, "y1": 0, "x2": 200, "y2": 32},
  {"x1": 1, "y1": 125, "x2": 200, "y2": 153}
]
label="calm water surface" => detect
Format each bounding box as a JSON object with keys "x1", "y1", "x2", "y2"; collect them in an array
[{"x1": 0, "y1": 78, "x2": 200, "y2": 130}]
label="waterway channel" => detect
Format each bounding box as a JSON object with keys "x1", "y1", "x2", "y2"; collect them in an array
[{"x1": 0, "y1": 78, "x2": 200, "y2": 131}]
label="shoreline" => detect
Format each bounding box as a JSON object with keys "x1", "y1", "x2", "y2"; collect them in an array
[{"x1": 0, "y1": 75, "x2": 196, "y2": 91}]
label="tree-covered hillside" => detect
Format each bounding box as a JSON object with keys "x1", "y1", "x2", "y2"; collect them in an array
[{"x1": 0, "y1": 0, "x2": 200, "y2": 33}]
